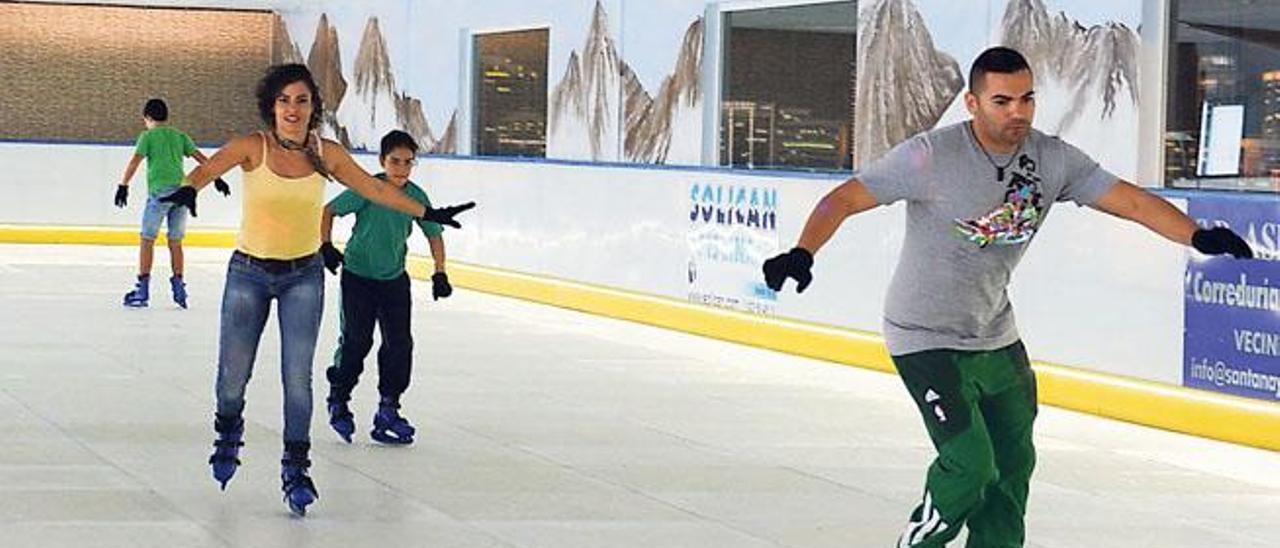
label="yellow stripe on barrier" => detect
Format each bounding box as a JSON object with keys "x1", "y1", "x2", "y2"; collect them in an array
[
  {"x1": 4, "y1": 224, "x2": 1278, "y2": 451},
  {"x1": 0, "y1": 225, "x2": 237, "y2": 247}
]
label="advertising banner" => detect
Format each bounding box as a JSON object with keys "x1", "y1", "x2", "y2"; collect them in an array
[
  {"x1": 686, "y1": 182, "x2": 780, "y2": 314},
  {"x1": 1184, "y1": 195, "x2": 1280, "y2": 401}
]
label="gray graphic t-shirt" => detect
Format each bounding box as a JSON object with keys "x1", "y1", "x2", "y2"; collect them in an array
[{"x1": 858, "y1": 122, "x2": 1117, "y2": 355}]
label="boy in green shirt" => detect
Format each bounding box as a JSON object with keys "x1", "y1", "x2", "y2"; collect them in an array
[
  {"x1": 320, "y1": 130, "x2": 452, "y2": 445},
  {"x1": 114, "y1": 98, "x2": 228, "y2": 308}
]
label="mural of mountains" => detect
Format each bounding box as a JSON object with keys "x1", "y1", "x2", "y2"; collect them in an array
[
  {"x1": 550, "y1": 1, "x2": 622, "y2": 161},
  {"x1": 335, "y1": 17, "x2": 438, "y2": 152},
  {"x1": 306, "y1": 14, "x2": 349, "y2": 145},
  {"x1": 855, "y1": 0, "x2": 963, "y2": 165},
  {"x1": 1001, "y1": 0, "x2": 1138, "y2": 133},
  {"x1": 1000, "y1": 0, "x2": 1139, "y2": 176},
  {"x1": 433, "y1": 112, "x2": 457, "y2": 155},
  {"x1": 623, "y1": 18, "x2": 703, "y2": 164},
  {"x1": 280, "y1": 14, "x2": 456, "y2": 154},
  {"x1": 551, "y1": 0, "x2": 704, "y2": 164},
  {"x1": 272, "y1": 14, "x2": 303, "y2": 65}
]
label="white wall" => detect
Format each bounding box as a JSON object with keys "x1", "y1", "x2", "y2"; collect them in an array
[{"x1": 0, "y1": 142, "x2": 241, "y2": 228}]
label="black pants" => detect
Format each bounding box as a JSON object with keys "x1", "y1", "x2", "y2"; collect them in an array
[{"x1": 327, "y1": 271, "x2": 413, "y2": 402}]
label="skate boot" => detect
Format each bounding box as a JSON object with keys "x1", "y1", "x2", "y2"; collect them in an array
[
  {"x1": 281, "y1": 441, "x2": 319, "y2": 516},
  {"x1": 122, "y1": 275, "x2": 150, "y2": 307},
  {"x1": 170, "y1": 275, "x2": 188, "y2": 309},
  {"x1": 370, "y1": 396, "x2": 415, "y2": 445},
  {"x1": 327, "y1": 395, "x2": 355, "y2": 443},
  {"x1": 208, "y1": 413, "x2": 244, "y2": 490}
]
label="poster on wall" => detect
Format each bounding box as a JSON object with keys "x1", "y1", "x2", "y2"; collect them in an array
[
  {"x1": 1184, "y1": 195, "x2": 1280, "y2": 402},
  {"x1": 686, "y1": 182, "x2": 779, "y2": 314}
]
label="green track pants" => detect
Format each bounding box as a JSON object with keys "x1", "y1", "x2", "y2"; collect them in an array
[{"x1": 893, "y1": 341, "x2": 1038, "y2": 548}]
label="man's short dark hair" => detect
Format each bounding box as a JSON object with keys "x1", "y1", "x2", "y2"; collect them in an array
[
  {"x1": 380, "y1": 130, "x2": 419, "y2": 159},
  {"x1": 143, "y1": 98, "x2": 168, "y2": 122},
  {"x1": 969, "y1": 47, "x2": 1032, "y2": 92}
]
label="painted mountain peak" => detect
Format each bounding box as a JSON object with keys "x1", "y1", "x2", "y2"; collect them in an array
[
  {"x1": 328, "y1": 16, "x2": 446, "y2": 152},
  {"x1": 549, "y1": 0, "x2": 622, "y2": 161},
  {"x1": 433, "y1": 111, "x2": 457, "y2": 155},
  {"x1": 353, "y1": 16, "x2": 396, "y2": 96},
  {"x1": 624, "y1": 17, "x2": 704, "y2": 164},
  {"x1": 1001, "y1": 0, "x2": 1139, "y2": 133},
  {"x1": 855, "y1": 0, "x2": 963, "y2": 164},
  {"x1": 551, "y1": 0, "x2": 704, "y2": 164},
  {"x1": 307, "y1": 14, "x2": 347, "y2": 113},
  {"x1": 272, "y1": 14, "x2": 303, "y2": 65},
  {"x1": 306, "y1": 13, "x2": 349, "y2": 145}
]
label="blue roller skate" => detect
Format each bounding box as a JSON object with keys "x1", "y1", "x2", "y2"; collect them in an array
[
  {"x1": 370, "y1": 397, "x2": 415, "y2": 445},
  {"x1": 122, "y1": 275, "x2": 150, "y2": 307},
  {"x1": 170, "y1": 275, "x2": 187, "y2": 309},
  {"x1": 208, "y1": 413, "x2": 243, "y2": 490},
  {"x1": 281, "y1": 441, "x2": 319, "y2": 516}
]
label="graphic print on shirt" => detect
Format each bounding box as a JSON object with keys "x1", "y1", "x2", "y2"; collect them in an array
[{"x1": 954, "y1": 154, "x2": 1044, "y2": 248}]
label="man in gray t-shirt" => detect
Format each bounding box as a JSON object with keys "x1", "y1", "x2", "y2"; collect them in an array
[
  {"x1": 763, "y1": 47, "x2": 1252, "y2": 548},
  {"x1": 861, "y1": 120, "x2": 1117, "y2": 356}
]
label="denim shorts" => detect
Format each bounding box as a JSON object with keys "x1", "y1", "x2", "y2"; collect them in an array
[{"x1": 140, "y1": 187, "x2": 188, "y2": 241}]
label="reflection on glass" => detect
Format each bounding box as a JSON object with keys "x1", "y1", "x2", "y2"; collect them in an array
[
  {"x1": 474, "y1": 29, "x2": 548, "y2": 157},
  {"x1": 1165, "y1": 1, "x2": 1280, "y2": 192},
  {"x1": 720, "y1": 2, "x2": 856, "y2": 172}
]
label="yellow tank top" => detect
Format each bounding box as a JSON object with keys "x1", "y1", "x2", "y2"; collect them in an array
[{"x1": 237, "y1": 132, "x2": 327, "y2": 260}]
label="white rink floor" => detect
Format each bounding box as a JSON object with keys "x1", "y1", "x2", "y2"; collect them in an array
[{"x1": 0, "y1": 244, "x2": 1276, "y2": 548}]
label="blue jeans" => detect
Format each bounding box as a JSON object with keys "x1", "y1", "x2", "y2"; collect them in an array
[
  {"x1": 215, "y1": 251, "x2": 324, "y2": 443},
  {"x1": 140, "y1": 187, "x2": 188, "y2": 241}
]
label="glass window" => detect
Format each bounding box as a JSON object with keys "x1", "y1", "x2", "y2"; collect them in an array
[
  {"x1": 473, "y1": 29, "x2": 549, "y2": 157},
  {"x1": 1166, "y1": 0, "x2": 1280, "y2": 192},
  {"x1": 720, "y1": 1, "x2": 856, "y2": 171}
]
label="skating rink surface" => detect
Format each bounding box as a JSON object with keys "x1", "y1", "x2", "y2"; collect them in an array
[{"x1": 0, "y1": 244, "x2": 1276, "y2": 547}]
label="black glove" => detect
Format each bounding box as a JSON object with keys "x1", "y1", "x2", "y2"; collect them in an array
[
  {"x1": 158, "y1": 185, "x2": 198, "y2": 217},
  {"x1": 1192, "y1": 227, "x2": 1253, "y2": 259},
  {"x1": 421, "y1": 201, "x2": 476, "y2": 229},
  {"x1": 762, "y1": 247, "x2": 814, "y2": 293},
  {"x1": 432, "y1": 272, "x2": 452, "y2": 301},
  {"x1": 113, "y1": 185, "x2": 128, "y2": 208},
  {"x1": 319, "y1": 241, "x2": 344, "y2": 274},
  {"x1": 213, "y1": 177, "x2": 231, "y2": 197}
]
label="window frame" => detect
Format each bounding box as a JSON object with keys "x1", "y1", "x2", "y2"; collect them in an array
[
  {"x1": 709, "y1": 0, "x2": 857, "y2": 174},
  {"x1": 464, "y1": 24, "x2": 552, "y2": 159},
  {"x1": 1159, "y1": 0, "x2": 1280, "y2": 194}
]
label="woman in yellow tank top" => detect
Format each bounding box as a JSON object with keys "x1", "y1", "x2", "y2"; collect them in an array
[{"x1": 158, "y1": 64, "x2": 474, "y2": 517}]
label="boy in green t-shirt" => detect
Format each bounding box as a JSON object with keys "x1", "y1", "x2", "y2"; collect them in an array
[
  {"x1": 113, "y1": 98, "x2": 228, "y2": 308},
  {"x1": 319, "y1": 130, "x2": 452, "y2": 445}
]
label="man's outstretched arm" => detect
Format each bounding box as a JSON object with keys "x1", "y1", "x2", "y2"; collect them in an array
[
  {"x1": 797, "y1": 178, "x2": 881, "y2": 254},
  {"x1": 1090, "y1": 180, "x2": 1253, "y2": 258},
  {"x1": 764, "y1": 178, "x2": 881, "y2": 293}
]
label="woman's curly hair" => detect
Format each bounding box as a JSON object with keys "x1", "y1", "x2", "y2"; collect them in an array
[
  {"x1": 255, "y1": 63, "x2": 324, "y2": 131},
  {"x1": 255, "y1": 63, "x2": 331, "y2": 179}
]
